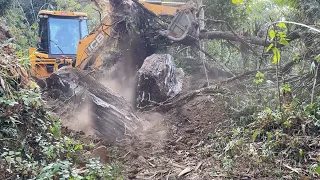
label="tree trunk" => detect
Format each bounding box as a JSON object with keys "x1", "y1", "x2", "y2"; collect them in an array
[{"x1": 41, "y1": 68, "x2": 142, "y2": 143}]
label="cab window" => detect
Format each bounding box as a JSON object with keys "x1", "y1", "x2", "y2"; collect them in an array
[
  {"x1": 80, "y1": 19, "x2": 89, "y2": 38},
  {"x1": 48, "y1": 17, "x2": 80, "y2": 55},
  {"x1": 37, "y1": 18, "x2": 49, "y2": 53}
]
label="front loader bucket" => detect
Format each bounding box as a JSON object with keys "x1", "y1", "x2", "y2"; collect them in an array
[{"x1": 160, "y1": 9, "x2": 199, "y2": 46}]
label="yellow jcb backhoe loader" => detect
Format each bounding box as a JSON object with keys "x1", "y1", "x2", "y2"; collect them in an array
[{"x1": 28, "y1": 0, "x2": 200, "y2": 78}]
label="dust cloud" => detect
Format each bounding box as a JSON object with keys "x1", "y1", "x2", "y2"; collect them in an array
[
  {"x1": 135, "y1": 112, "x2": 168, "y2": 143},
  {"x1": 61, "y1": 102, "x2": 95, "y2": 136},
  {"x1": 98, "y1": 69, "x2": 169, "y2": 144},
  {"x1": 99, "y1": 76, "x2": 136, "y2": 103},
  {"x1": 59, "y1": 56, "x2": 169, "y2": 143}
]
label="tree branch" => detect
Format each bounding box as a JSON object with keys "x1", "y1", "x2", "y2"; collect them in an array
[{"x1": 199, "y1": 31, "x2": 301, "y2": 47}]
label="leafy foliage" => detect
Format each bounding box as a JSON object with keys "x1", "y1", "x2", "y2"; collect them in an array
[
  {"x1": 0, "y1": 1, "x2": 123, "y2": 178},
  {"x1": 0, "y1": 50, "x2": 123, "y2": 179}
]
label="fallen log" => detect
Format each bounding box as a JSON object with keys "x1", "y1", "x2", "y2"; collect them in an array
[
  {"x1": 40, "y1": 67, "x2": 142, "y2": 143},
  {"x1": 136, "y1": 54, "x2": 184, "y2": 108}
]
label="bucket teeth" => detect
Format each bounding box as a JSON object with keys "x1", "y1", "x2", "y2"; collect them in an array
[{"x1": 159, "y1": 8, "x2": 199, "y2": 46}]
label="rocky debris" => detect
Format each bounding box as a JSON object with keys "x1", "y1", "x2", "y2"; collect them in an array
[
  {"x1": 136, "y1": 54, "x2": 184, "y2": 108},
  {"x1": 40, "y1": 67, "x2": 142, "y2": 143}
]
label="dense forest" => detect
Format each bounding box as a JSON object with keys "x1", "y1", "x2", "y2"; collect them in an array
[{"x1": 1, "y1": 0, "x2": 320, "y2": 179}]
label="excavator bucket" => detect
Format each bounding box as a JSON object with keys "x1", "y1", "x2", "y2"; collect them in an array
[{"x1": 160, "y1": 8, "x2": 199, "y2": 46}]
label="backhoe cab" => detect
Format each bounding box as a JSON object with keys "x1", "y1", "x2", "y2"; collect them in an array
[
  {"x1": 28, "y1": 0, "x2": 199, "y2": 79},
  {"x1": 29, "y1": 11, "x2": 89, "y2": 78}
]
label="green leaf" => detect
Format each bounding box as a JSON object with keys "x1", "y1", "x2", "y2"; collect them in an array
[
  {"x1": 1, "y1": 152, "x2": 8, "y2": 157},
  {"x1": 252, "y1": 130, "x2": 261, "y2": 141},
  {"x1": 232, "y1": 0, "x2": 243, "y2": 5},
  {"x1": 272, "y1": 47, "x2": 281, "y2": 64},
  {"x1": 279, "y1": 38, "x2": 289, "y2": 45},
  {"x1": 266, "y1": 132, "x2": 272, "y2": 141},
  {"x1": 269, "y1": 30, "x2": 275, "y2": 39},
  {"x1": 74, "y1": 144, "x2": 83, "y2": 151},
  {"x1": 277, "y1": 22, "x2": 287, "y2": 29},
  {"x1": 316, "y1": 165, "x2": 320, "y2": 174},
  {"x1": 266, "y1": 107, "x2": 272, "y2": 115},
  {"x1": 5, "y1": 156, "x2": 13, "y2": 162},
  {"x1": 315, "y1": 54, "x2": 320, "y2": 62},
  {"x1": 281, "y1": 84, "x2": 291, "y2": 92},
  {"x1": 256, "y1": 71, "x2": 265, "y2": 78},
  {"x1": 277, "y1": 31, "x2": 287, "y2": 38},
  {"x1": 283, "y1": 120, "x2": 291, "y2": 128},
  {"x1": 299, "y1": 149, "x2": 304, "y2": 157},
  {"x1": 15, "y1": 157, "x2": 22, "y2": 162},
  {"x1": 266, "y1": 43, "x2": 274, "y2": 52},
  {"x1": 310, "y1": 61, "x2": 316, "y2": 73}
]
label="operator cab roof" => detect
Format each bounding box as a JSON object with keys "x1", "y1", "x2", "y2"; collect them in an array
[{"x1": 38, "y1": 10, "x2": 88, "y2": 17}]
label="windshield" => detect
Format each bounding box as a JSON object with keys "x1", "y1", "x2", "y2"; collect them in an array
[{"x1": 49, "y1": 17, "x2": 81, "y2": 55}]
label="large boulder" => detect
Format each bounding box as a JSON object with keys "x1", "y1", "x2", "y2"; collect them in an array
[{"x1": 136, "y1": 54, "x2": 184, "y2": 108}]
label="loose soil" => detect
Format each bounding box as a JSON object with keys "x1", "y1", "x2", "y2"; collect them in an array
[{"x1": 104, "y1": 91, "x2": 232, "y2": 179}]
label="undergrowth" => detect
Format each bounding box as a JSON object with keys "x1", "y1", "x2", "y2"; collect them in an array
[
  {"x1": 209, "y1": 77, "x2": 320, "y2": 179},
  {"x1": 0, "y1": 45, "x2": 124, "y2": 179}
]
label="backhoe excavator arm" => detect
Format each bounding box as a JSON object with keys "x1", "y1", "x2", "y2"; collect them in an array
[{"x1": 75, "y1": 0, "x2": 199, "y2": 71}]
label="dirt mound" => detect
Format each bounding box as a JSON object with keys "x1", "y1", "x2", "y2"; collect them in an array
[
  {"x1": 112, "y1": 93, "x2": 231, "y2": 179},
  {"x1": 169, "y1": 95, "x2": 231, "y2": 147}
]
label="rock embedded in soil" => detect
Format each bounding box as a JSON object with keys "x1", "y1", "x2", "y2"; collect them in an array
[{"x1": 136, "y1": 54, "x2": 184, "y2": 107}]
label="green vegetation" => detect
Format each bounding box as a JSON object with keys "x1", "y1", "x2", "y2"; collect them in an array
[
  {"x1": 0, "y1": 50, "x2": 124, "y2": 179},
  {"x1": 2, "y1": 0, "x2": 320, "y2": 178},
  {"x1": 0, "y1": 0, "x2": 123, "y2": 179},
  {"x1": 200, "y1": 0, "x2": 320, "y2": 177}
]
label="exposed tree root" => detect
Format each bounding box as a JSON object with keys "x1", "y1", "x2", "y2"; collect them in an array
[{"x1": 138, "y1": 86, "x2": 231, "y2": 112}]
